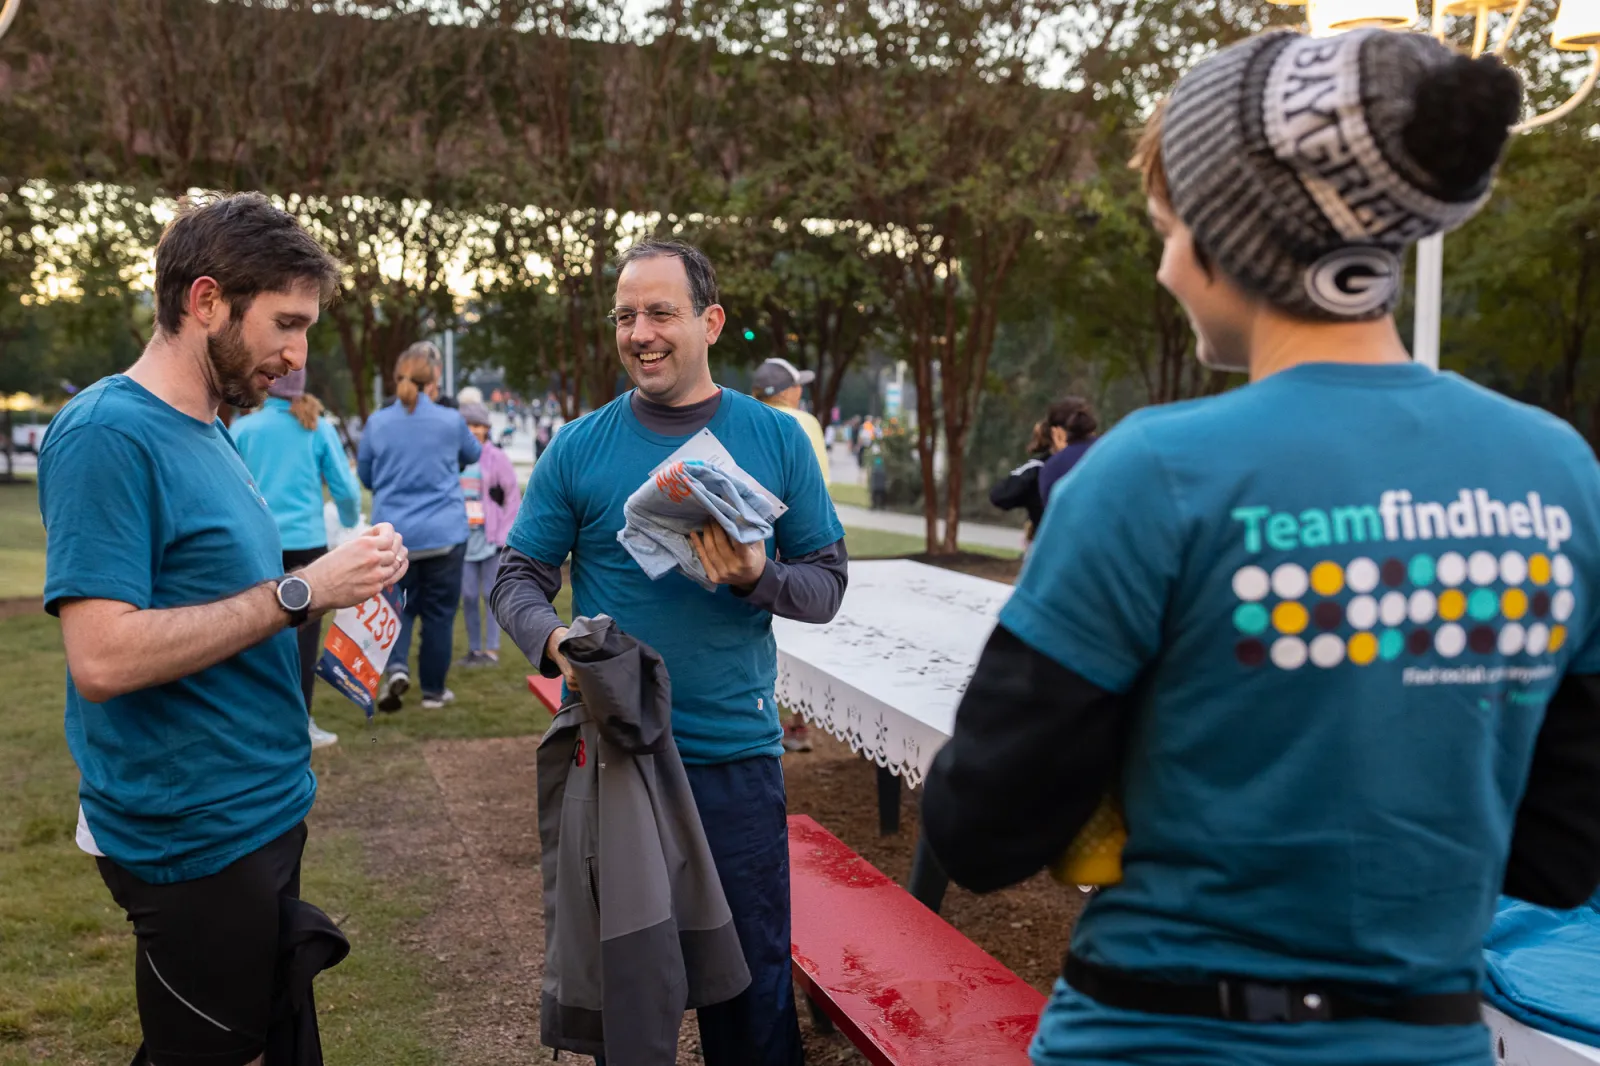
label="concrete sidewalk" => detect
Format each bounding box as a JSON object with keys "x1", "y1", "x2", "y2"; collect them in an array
[{"x1": 830, "y1": 503, "x2": 1025, "y2": 553}]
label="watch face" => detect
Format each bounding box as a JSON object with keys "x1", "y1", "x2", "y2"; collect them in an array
[{"x1": 279, "y1": 577, "x2": 312, "y2": 613}]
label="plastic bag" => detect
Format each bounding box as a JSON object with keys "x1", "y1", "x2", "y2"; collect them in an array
[{"x1": 1050, "y1": 795, "x2": 1126, "y2": 887}]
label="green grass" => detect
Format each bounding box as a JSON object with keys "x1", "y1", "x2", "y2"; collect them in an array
[
  {"x1": 828, "y1": 481, "x2": 870, "y2": 509},
  {"x1": 0, "y1": 584, "x2": 559, "y2": 1063},
  {"x1": 0, "y1": 482, "x2": 45, "y2": 600}
]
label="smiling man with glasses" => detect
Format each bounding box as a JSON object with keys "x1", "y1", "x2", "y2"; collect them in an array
[{"x1": 493, "y1": 239, "x2": 847, "y2": 1066}]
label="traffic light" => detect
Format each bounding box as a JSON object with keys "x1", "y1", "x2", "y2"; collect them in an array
[{"x1": 743, "y1": 328, "x2": 756, "y2": 341}]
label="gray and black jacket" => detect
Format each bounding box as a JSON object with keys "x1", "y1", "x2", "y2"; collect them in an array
[{"x1": 536, "y1": 615, "x2": 750, "y2": 1063}]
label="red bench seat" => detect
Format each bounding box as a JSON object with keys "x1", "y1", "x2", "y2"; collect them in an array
[
  {"x1": 788, "y1": 814, "x2": 1046, "y2": 1066},
  {"x1": 527, "y1": 673, "x2": 562, "y2": 713}
]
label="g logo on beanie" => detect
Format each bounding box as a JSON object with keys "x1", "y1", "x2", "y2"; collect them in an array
[{"x1": 1304, "y1": 248, "x2": 1401, "y2": 317}]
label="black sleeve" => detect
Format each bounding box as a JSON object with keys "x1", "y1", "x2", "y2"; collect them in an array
[
  {"x1": 490, "y1": 547, "x2": 567, "y2": 678},
  {"x1": 921, "y1": 624, "x2": 1128, "y2": 894},
  {"x1": 731, "y1": 538, "x2": 849, "y2": 624},
  {"x1": 1502, "y1": 672, "x2": 1600, "y2": 908},
  {"x1": 989, "y1": 461, "x2": 1043, "y2": 512}
]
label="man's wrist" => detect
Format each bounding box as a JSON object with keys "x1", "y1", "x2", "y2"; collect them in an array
[{"x1": 273, "y1": 573, "x2": 314, "y2": 628}]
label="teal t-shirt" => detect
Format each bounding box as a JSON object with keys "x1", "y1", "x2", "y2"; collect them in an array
[
  {"x1": 1004, "y1": 363, "x2": 1600, "y2": 1066},
  {"x1": 507, "y1": 389, "x2": 844, "y2": 764},
  {"x1": 40, "y1": 376, "x2": 315, "y2": 885}
]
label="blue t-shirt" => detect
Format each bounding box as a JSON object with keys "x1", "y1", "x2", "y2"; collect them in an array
[
  {"x1": 358, "y1": 394, "x2": 482, "y2": 553},
  {"x1": 39, "y1": 376, "x2": 315, "y2": 885},
  {"x1": 233, "y1": 398, "x2": 361, "y2": 551},
  {"x1": 1005, "y1": 363, "x2": 1600, "y2": 1066},
  {"x1": 508, "y1": 389, "x2": 844, "y2": 764}
]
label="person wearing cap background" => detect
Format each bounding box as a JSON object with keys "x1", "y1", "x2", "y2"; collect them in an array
[
  {"x1": 752, "y1": 356, "x2": 831, "y2": 753},
  {"x1": 234, "y1": 366, "x2": 363, "y2": 749},
  {"x1": 752, "y1": 357, "x2": 830, "y2": 484},
  {"x1": 455, "y1": 401, "x2": 521, "y2": 667},
  {"x1": 922, "y1": 28, "x2": 1600, "y2": 1066}
]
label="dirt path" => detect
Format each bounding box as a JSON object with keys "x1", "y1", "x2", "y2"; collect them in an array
[{"x1": 335, "y1": 725, "x2": 1080, "y2": 1066}]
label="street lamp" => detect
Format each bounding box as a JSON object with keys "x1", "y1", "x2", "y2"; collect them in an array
[{"x1": 1271, "y1": 0, "x2": 1600, "y2": 368}]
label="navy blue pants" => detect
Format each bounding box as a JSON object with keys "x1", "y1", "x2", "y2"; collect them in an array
[
  {"x1": 387, "y1": 543, "x2": 465, "y2": 697},
  {"x1": 684, "y1": 755, "x2": 803, "y2": 1066}
]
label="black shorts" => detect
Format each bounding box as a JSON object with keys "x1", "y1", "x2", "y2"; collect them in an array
[{"x1": 97, "y1": 822, "x2": 307, "y2": 1066}]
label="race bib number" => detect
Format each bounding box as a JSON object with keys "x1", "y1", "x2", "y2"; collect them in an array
[
  {"x1": 465, "y1": 498, "x2": 486, "y2": 527},
  {"x1": 316, "y1": 589, "x2": 403, "y2": 717}
]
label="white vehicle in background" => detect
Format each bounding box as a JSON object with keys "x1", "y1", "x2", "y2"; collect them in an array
[{"x1": 9, "y1": 409, "x2": 52, "y2": 453}]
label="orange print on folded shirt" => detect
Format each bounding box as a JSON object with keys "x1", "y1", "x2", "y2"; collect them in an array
[{"x1": 654, "y1": 461, "x2": 695, "y2": 504}]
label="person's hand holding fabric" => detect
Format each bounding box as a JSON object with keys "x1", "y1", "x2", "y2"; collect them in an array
[{"x1": 690, "y1": 522, "x2": 767, "y2": 590}]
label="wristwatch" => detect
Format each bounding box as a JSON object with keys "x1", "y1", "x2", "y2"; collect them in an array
[{"x1": 276, "y1": 574, "x2": 313, "y2": 628}]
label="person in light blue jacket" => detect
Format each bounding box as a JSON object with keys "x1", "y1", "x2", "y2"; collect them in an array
[
  {"x1": 234, "y1": 368, "x2": 361, "y2": 749},
  {"x1": 359, "y1": 343, "x2": 482, "y2": 711}
]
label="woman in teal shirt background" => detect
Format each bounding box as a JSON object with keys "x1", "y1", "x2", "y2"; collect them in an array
[{"x1": 234, "y1": 367, "x2": 361, "y2": 748}]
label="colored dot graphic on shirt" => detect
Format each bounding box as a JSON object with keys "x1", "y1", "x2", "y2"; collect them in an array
[
  {"x1": 1231, "y1": 546, "x2": 1576, "y2": 672},
  {"x1": 1310, "y1": 633, "x2": 1345, "y2": 668},
  {"x1": 1528, "y1": 624, "x2": 1551, "y2": 656},
  {"x1": 1273, "y1": 564, "x2": 1310, "y2": 600},
  {"x1": 1501, "y1": 552, "x2": 1528, "y2": 586},
  {"x1": 1233, "y1": 603, "x2": 1269, "y2": 636},
  {"x1": 1554, "y1": 554, "x2": 1575, "y2": 587},
  {"x1": 1468, "y1": 588, "x2": 1500, "y2": 622},
  {"x1": 1272, "y1": 637, "x2": 1308, "y2": 670},
  {"x1": 1273, "y1": 602, "x2": 1309, "y2": 635},
  {"x1": 1529, "y1": 554, "x2": 1551, "y2": 585},
  {"x1": 1313, "y1": 602, "x2": 1343, "y2": 631},
  {"x1": 1380, "y1": 592, "x2": 1408, "y2": 627},
  {"x1": 1468, "y1": 551, "x2": 1499, "y2": 586},
  {"x1": 1311, "y1": 561, "x2": 1344, "y2": 597},
  {"x1": 1347, "y1": 596, "x2": 1379, "y2": 630},
  {"x1": 1348, "y1": 632, "x2": 1379, "y2": 666},
  {"x1": 1233, "y1": 566, "x2": 1270, "y2": 602},
  {"x1": 1409, "y1": 590, "x2": 1437, "y2": 625},
  {"x1": 1408, "y1": 554, "x2": 1435, "y2": 587},
  {"x1": 1346, "y1": 558, "x2": 1380, "y2": 594},
  {"x1": 1437, "y1": 552, "x2": 1468, "y2": 587}
]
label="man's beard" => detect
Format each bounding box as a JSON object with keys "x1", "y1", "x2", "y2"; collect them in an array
[{"x1": 207, "y1": 320, "x2": 275, "y2": 408}]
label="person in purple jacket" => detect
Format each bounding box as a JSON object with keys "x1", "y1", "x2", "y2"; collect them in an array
[{"x1": 457, "y1": 402, "x2": 522, "y2": 665}]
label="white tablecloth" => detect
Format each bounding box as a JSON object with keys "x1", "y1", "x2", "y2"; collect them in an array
[{"x1": 772, "y1": 559, "x2": 1011, "y2": 788}]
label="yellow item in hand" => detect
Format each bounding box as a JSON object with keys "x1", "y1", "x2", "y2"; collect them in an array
[{"x1": 1050, "y1": 795, "x2": 1126, "y2": 886}]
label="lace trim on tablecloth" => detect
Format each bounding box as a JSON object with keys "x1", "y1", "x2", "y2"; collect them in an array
[{"x1": 776, "y1": 650, "x2": 956, "y2": 789}]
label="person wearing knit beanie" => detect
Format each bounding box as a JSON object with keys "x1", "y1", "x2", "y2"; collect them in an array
[
  {"x1": 922, "y1": 28, "x2": 1600, "y2": 1066},
  {"x1": 1144, "y1": 27, "x2": 1522, "y2": 373}
]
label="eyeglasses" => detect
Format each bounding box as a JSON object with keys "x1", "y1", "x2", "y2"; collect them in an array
[{"x1": 607, "y1": 305, "x2": 689, "y2": 329}]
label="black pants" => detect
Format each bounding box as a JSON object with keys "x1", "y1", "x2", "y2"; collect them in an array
[
  {"x1": 282, "y1": 547, "x2": 328, "y2": 714},
  {"x1": 98, "y1": 823, "x2": 308, "y2": 1066}
]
